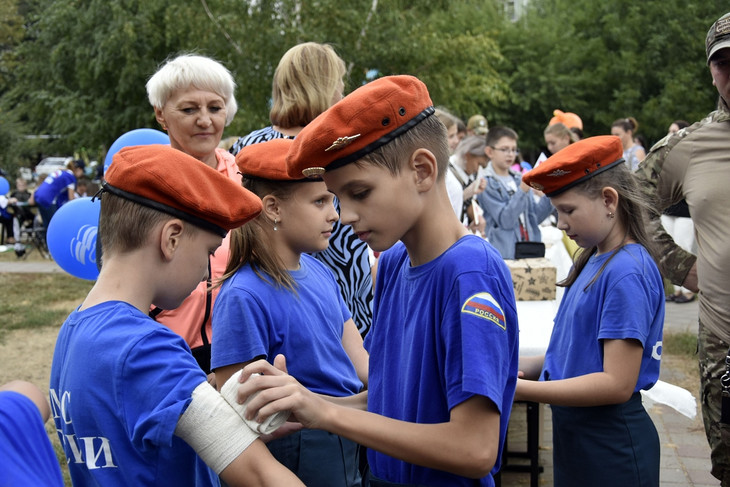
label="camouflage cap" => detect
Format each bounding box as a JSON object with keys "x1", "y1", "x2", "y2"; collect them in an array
[
  {"x1": 467, "y1": 115, "x2": 488, "y2": 135},
  {"x1": 707, "y1": 12, "x2": 730, "y2": 63}
]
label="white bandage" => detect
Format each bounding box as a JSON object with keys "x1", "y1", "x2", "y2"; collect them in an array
[
  {"x1": 174, "y1": 381, "x2": 259, "y2": 474},
  {"x1": 220, "y1": 370, "x2": 291, "y2": 435}
]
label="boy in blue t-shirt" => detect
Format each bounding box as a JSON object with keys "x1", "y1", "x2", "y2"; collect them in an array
[
  {"x1": 236, "y1": 75, "x2": 519, "y2": 487},
  {"x1": 49, "y1": 145, "x2": 303, "y2": 486}
]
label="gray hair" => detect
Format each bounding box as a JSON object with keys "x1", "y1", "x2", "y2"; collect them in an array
[
  {"x1": 454, "y1": 135, "x2": 487, "y2": 158},
  {"x1": 146, "y1": 54, "x2": 238, "y2": 125}
]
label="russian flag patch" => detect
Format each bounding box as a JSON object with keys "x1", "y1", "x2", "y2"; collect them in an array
[{"x1": 461, "y1": 292, "x2": 506, "y2": 330}]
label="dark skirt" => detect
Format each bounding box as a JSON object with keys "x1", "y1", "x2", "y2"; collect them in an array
[
  {"x1": 268, "y1": 429, "x2": 362, "y2": 487},
  {"x1": 366, "y1": 476, "x2": 428, "y2": 487},
  {"x1": 551, "y1": 392, "x2": 659, "y2": 487}
]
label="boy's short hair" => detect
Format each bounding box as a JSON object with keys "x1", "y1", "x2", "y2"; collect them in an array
[
  {"x1": 100, "y1": 193, "x2": 189, "y2": 256},
  {"x1": 360, "y1": 113, "x2": 449, "y2": 178},
  {"x1": 146, "y1": 54, "x2": 238, "y2": 125},
  {"x1": 100, "y1": 144, "x2": 262, "y2": 254},
  {"x1": 287, "y1": 75, "x2": 447, "y2": 179},
  {"x1": 486, "y1": 126, "x2": 518, "y2": 147}
]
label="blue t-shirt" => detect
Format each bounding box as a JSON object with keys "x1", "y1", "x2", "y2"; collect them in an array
[
  {"x1": 49, "y1": 301, "x2": 218, "y2": 487},
  {"x1": 231, "y1": 126, "x2": 374, "y2": 337},
  {"x1": 0, "y1": 391, "x2": 64, "y2": 487},
  {"x1": 541, "y1": 244, "x2": 664, "y2": 392},
  {"x1": 33, "y1": 169, "x2": 75, "y2": 207},
  {"x1": 364, "y1": 237, "x2": 519, "y2": 486},
  {"x1": 212, "y1": 254, "x2": 362, "y2": 397}
]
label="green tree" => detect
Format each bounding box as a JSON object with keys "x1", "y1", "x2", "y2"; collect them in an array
[
  {"x1": 491, "y1": 0, "x2": 725, "y2": 159},
  {"x1": 0, "y1": 0, "x2": 510, "y2": 170},
  {"x1": 3, "y1": 0, "x2": 725, "y2": 172}
]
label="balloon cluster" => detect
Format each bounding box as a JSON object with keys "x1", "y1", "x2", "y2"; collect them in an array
[{"x1": 47, "y1": 128, "x2": 169, "y2": 280}]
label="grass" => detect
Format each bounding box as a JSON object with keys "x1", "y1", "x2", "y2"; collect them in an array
[
  {"x1": 663, "y1": 330, "x2": 699, "y2": 357},
  {"x1": 0, "y1": 272, "x2": 94, "y2": 342},
  {"x1": 0, "y1": 257, "x2": 92, "y2": 486}
]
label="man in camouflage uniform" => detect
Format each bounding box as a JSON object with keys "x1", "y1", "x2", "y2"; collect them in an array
[{"x1": 635, "y1": 11, "x2": 730, "y2": 485}]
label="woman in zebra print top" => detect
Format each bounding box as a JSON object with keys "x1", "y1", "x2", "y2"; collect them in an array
[{"x1": 230, "y1": 42, "x2": 374, "y2": 337}]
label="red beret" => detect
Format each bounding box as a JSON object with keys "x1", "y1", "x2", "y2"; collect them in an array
[
  {"x1": 287, "y1": 75, "x2": 434, "y2": 179},
  {"x1": 105, "y1": 145, "x2": 262, "y2": 237},
  {"x1": 522, "y1": 136, "x2": 624, "y2": 197},
  {"x1": 236, "y1": 138, "x2": 314, "y2": 181}
]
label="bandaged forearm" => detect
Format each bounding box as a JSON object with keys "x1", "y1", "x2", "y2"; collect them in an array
[
  {"x1": 175, "y1": 381, "x2": 259, "y2": 474},
  {"x1": 220, "y1": 369, "x2": 291, "y2": 434}
]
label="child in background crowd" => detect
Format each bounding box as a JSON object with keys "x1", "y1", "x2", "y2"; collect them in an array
[
  {"x1": 477, "y1": 126, "x2": 553, "y2": 259},
  {"x1": 235, "y1": 75, "x2": 518, "y2": 487},
  {"x1": 212, "y1": 138, "x2": 368, "y2": 486},
  {"x1": 435, "y1": 107, "x2": 462, "y2": 154},
  {"x1": 518, "y1": 136, "x2": 664, "y2": 487},
  {"x1": 544, "y1": 122, "x2": 578, "y2": 157}
]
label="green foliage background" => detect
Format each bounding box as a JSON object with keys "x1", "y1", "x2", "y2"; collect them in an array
[{"x1": 0, "y1": 0, "x2": 726, "y2": 176}]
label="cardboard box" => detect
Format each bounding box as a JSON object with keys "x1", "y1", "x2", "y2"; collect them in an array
[{"x1": 504, "y1": 258, "x2": 557, "y2": 301}]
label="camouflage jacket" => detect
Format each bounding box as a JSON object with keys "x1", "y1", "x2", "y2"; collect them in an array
[{"x1": 635, "y1": 100, "x2": 730, "y2": 287}]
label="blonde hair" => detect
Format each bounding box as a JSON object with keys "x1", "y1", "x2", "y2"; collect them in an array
[
  {"x1": 544, "y1": 122, "x2": 578, "y2": 144},
  {"x1": 269, "y1": 42, "x2": 346, "y2": 128},
  {"x1": 434, "y1": 107, "x2": 458, "y2": 130},
  {"x1": 146, "y1": 53, "x2": 238, "y2": 125}
]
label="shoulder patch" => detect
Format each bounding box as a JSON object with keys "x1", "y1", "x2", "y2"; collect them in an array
[{"x1": 461, "y1": 292, "x2": 506, "y2": 330}]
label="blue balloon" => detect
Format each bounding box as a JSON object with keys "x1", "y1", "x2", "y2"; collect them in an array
[
  {"x1": 104, "y1": 128, "x2": 170, "y2": 173},
  {"x1": 0, "y1": 176, "x2": 9, "y2": 195},
  {"x1": 47, "y1": 197, "x2": 101, "y2": 281}
]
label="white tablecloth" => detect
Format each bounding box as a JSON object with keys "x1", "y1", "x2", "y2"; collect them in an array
[
  {"x1": 515, "y1": 299, "x2": 697, "y2": 418},
  {"x1": 517, "y1": 300, "x2": 558, "y2": 357}
]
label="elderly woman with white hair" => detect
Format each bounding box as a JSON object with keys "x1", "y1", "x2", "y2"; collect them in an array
[
  {"x1": 446, "y1": 135, "x2": 488, "y2": 235},
  {"x1": 145, "y1": 54, "x2": 241, "y2": 375}
]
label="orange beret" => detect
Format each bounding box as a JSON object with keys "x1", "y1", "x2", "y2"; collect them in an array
[
  {"x1": 104, "y1": 145, "x2": 262, "y2": 237},
  {"x1": 236, "y1": 138, "x2": 316, "y2": 181},
  {"x1": 549, "y1": 109, "x2": 583, "y2": 130},
  {"x1": 522, "y1": 136, "x2": 624, "y2": 197},
  {"x1": 287, "y1": 75, "x2": 434, "y2": 179}
]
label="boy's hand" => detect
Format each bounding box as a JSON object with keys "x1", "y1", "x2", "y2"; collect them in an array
[{"x1": 237, "y1": 355, "x2": 331, "y2": 430}]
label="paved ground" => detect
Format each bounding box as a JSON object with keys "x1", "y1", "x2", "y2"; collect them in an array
[
  {"x1": 500, "y1": 297, "x2": 713, "y2": 486},
  {"x1": 0, "y1": 257, "x2": 715, "y2": 486}
]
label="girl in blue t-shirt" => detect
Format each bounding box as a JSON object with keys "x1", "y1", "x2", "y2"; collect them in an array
[
  {"x1": 517, "y1": 136, "x2": 664, "y2": 487},
  {"x1": 211, "y1": 138, "x2": 368, "y2": 487}
]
